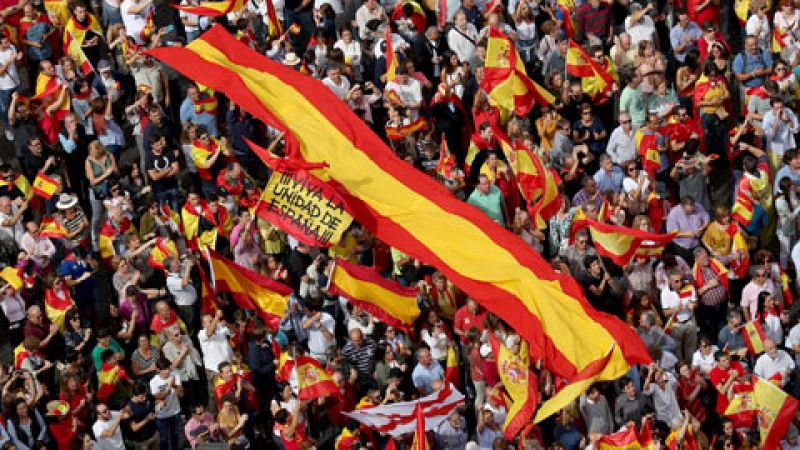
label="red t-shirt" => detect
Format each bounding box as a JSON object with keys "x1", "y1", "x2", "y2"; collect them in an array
[
  {"x1": 454, "y1": 307, "x2": 486, "y2": 343},
  {"x1": 708, "y1": 361, "x2": 745, "y2": 413}
]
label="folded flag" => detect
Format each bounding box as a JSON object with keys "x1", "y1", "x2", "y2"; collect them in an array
[
  {"x1": 206, "y1": 249, "x2": 291, "y2": 330},
  {"x1": 586, "y1": 218, "x2": 676, "y2": 266},
  {"x1": 294, "y1": 355, "x2": 341, "y2": 401},
  {"x1": 328, "y1": 258, "x2": 420, "y2": 331},
  {"x1": 31, "y1": 172, "x2": 59, "y2": 199},
  {"x1": 39, "y1": 217, "x2": 66, "y2": 238}
]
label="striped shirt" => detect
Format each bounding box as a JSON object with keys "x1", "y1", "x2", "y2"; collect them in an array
[
  {"x1": 577, "y1": 2, "x2": 612, "y2": 39},
  {"x1": 342, "y1": 338, "x2": 377, "y2": 385},
  {"x1": 698, "y1": 266, "x2": 727, "y2": 307}
]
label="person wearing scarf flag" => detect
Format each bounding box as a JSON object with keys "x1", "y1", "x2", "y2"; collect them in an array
[
  {"x1": 44, "y1": 275, "x2": 74, "y2": 331},
  {"x1": 63, "y1": 4, "x2": 103, "y2": 70}
]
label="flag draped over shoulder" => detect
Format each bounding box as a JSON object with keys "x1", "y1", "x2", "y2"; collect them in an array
[
  {"x1": 731, "y1": 190, "x2": 754, "y2": 227},
  {"x1": 147, "y1": 27, "x2": 651, "y2": 420},
  {"x1": 565, "y1": 40, "x2": 615, "y2": 102},
  {"x1": 206, "y1": 250, "x2": 291, "y2": 330},
  {"x1": 586, "y1": 218, "x2": 676, "y2": 266},
  {"x1": 63, "y1": 14, "x2": 102, "y2": 75},
  {"x1": 328, "y1": 259, "x2": 420, "y2": 331},
  {"x1": 489, "y1": 333, "x2": 538, "y2": 439},
  {"x1": 481, "y1": 28, "x2": 554, "y2": 116},
  {"x1": 172, "y1": 0, "x2": 245, "y2": 17}
]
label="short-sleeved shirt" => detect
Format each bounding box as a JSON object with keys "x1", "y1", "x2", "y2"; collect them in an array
[
  {"x1": 709, "y1": 361, "x2": 745, "y2": 413},
  {"x1": 147, "y1": 151, "x2": 178, "y2": 193},
  {"x1": 150, "y1": 371, "x2": 182, "y2": 418},
  {"x1": 411, "y1": 361, "x2": 445, "y2": 394},
  {"x1": 93, "y1": 411, "x2": 126, "y2": 450},
  {"x1": 126, "y1": 398, "x2": 157, "y2": 441},
  {"x1": 197, "y1": 324, "x2": 233, "y2": 373}
]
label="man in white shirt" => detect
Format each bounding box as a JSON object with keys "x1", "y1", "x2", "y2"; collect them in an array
[
  {"x1": 606, "y1": 113, "x2": 637, "y2": 165},
  {"x1": 322, "y1": 64, "x2": 351, "y2": 100},
  {"x1": 92, "y1": 404, "x2": 130, "y2": 450},
  {"x1": 166, "y1": 256, "x2": 198, "y2": 335},
  {"x1": 150, "y1": 358, "x2": 183, "y2": 450},
  {"x1": 447, "y1": 11, "x2": 477, "y2": 63},
  {"x1": 355, "y1": 0, "x2": 385, "y2": 41},
  {"x1": 301, "y1": 298, "x2": 336, "y2": 363},
  {"x1": 754, "y1": 339, "x2": 796, "y2": 387},
  {"x1": 198, "y1": 309, "x2": 233, "y2": 411},
  {"x1": 625, "y1": 3, "x2": 656, "y2": 48},
  {"x1": 0, "y1": 33, "x2": 21, "y2": 122},
  {"x1": 384, "y1": 65, "x2": 423, "y2": 120},
  {"x1": 120, "y1": 0, "x2": 153, "y2": 45},
  {"x1": 0, "y1": 196, "x2": 25, "y2": 244},
  {"x1": 660, "y1": 271, "x2": 699, "y2": 362}
]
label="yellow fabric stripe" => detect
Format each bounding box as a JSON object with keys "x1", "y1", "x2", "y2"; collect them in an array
[
  {"x1": 332, "y1": 265, "x2": 420, "y2": 325},
  {"x1": 588, "y1": 226, "x2": 637, "y2": 257},
  {"x1": 187, "y1": 39, "x2": 629, "y2": 378}
]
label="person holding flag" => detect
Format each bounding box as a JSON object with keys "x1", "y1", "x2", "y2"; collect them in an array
[{"x1": 660, "y1": 271, "x2": 699, "y2": 362}]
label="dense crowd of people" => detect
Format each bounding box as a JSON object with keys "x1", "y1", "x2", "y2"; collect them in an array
[{"x1": 0, "y1": 0, "x2": 800, "y2": 448}]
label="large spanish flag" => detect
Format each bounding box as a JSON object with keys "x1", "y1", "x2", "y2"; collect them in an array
[
  {"x1": 566, "y1": 40, "x2": 615, "y2": 102},
  {"x1": 328, "y1": 259, "x2": 420, "y2": 331},
  {"x1": 586, "y1": 218, "x2": 677, "y2": 266},
  {"x1": 295, "y1": 355, "x2": 341, "y2": 401},
  {"x1": 752, "y1": 375, "x2": 799, "y2": 450},
  {"x1": 206, "y1": 250, "x2": 290, "y2": 330},
  {"x1": 63, "y1": 14, "x2": 102, "y2": 75},
  {"x1": 147, "y1": 27, "x2": 650, "y2": 416},
  {"x1": 172, "y1": 0, "x2": 245, "y2": 17},
  {"x1": 482, "y1": 28, "x2": 554, "y2": 116},
  {"x1": 489, "y1": 333, "x2": 538, "y2": 439},
  {"x1": 597, "y1": 426, "x2": 641, "y2": 450}
]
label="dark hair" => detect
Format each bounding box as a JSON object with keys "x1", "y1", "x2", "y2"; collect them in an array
[
  {"x1": 133, "y1": 382, "x2": 149, "y2": 396},
  {"x1": 156, "y1": 357, "x2": 172, "y2": 370},
  {"x1": 101, "y1": 349, "x2": 115, "y2": 363}
]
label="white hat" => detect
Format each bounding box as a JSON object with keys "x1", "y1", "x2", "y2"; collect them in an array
[
  {"x1": 56, "y1": 193, "x2": 77, "y2": 210},
  {"x1": 480, "y1": 344, "x2": 491, "y2": 358},
  {"x1": 283, "y1": 52, "x2": 301, "y2": 66}
]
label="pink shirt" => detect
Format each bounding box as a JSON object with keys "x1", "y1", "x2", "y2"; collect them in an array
[
  {"x1": 741, "y1": 279, "x2": 775, "y2": 320},
  {"x1": 184, "y1": 412, "x2": 218, "y2": 449}
]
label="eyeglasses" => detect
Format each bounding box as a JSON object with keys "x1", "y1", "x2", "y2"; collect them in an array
[
  {"x1": 620, "y1": 120, "x2": 631, "y2": 124},
  {"x1": 755, "y1": 273, "x2": 766, "y2": 278}
]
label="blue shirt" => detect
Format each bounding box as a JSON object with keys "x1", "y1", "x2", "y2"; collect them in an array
[
  {"x1": 25, "y1": 23, "x2": 53, "y2": 61},
  {"x1": 774, "y1": 166, "x2": 800, "y2": 193},
  {"x1": 593, "y1": 166, "x2": 624, "y2": 193},
  {"x1": 669, "y1": 22, "x2": 702, "y2": 62},
  {"x1": 732, "y1": 50, "x2": 773, "y2": 88},
  {"x1": 59, "y1": 256, "x2": 95, "y2": 296},
  {"x1": 411, "y1": 361, "x2": 444, "y2": 394},
  {"x1": 179, "y1": 96, "x2": 218, "y2": 136},
  {"x1": 742, "y1": 203, "x2": 768, "y2": 236}
]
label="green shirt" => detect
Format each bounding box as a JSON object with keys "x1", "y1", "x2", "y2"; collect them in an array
[
  {"x1": 92, "y1": 338, "x2": 125, "y2": 371},
  {"x1": 467, "y1": 185, "x2": 505, "y2": 226},
  {"x1": 619, "y1": 85, "x2": 646, "y2": 127}
]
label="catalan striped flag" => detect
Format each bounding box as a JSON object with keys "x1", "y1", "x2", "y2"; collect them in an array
[
  {"x1": 436, "y1": 136, "x2": 457, "y2": 178},
  {"x1": 743, "y1": 320, "x2": 766, "y2": 354},
  {"x1": 206, "y1": 250, "x2": 291, "y2": 330},
  {"x1": 773, "y1": 27, "x2": 787, "y2": 54},
  {"x1": 147, "y1": 26, "x2": 651, "y2": 419},
  {"x1": 731, "y1": 190, "x2": 754, "y2": 227},
  {"x1": 328, "y1": 259, "x2": 420, "y2": 331},
  {"x1": 172, "y1": 0, "x2": 245, "y2": 17},
  {"x1": 586, "y1": 218, "x2": 677, "y2": 266},
  {"x1": 385, "y1": 26, "x2": 398, "y2": 83},
  {"x1": 482, "y1": 28, "x2": 554, "y2": 116},
  {"x1": 39, "y1": 217, "x2": 66, "y2": 238},
  {"x1": 295, "y1": 355, "x2": 341, "y2": 401},
  {"x1": 148, "y1": 237, "x2": 178, "y2": 270},
  {"x1": 31, "y1": 172, "x2": 59, "y2": 199},
  {"x1": 265, "y1": 0, "x2": 282, "y2": 37}
]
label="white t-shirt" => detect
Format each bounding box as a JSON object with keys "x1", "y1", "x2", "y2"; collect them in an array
[
  {"x1": 166, "y1": 273, "x2": 197, "y2": 306},
  {"x1": 304, "y1": 312, "x2": 336, "y2": 357},
  {"x1": 93, "y1": 412, "x2": 125, "y2": 450},
  {"x1": 691, "y1": 346, "x2": 718, "y2": 375},
  {"x1": 786, "y1": 323, "x2": 800, "y2": 350},
  {"x1": 384, "y1": 79, "x2": 423, "y2": 119},
  {"x1": 198, "y1": 324, "x2": 233, "y2": 373},
  {"x1": 0, "y1": 45, "x2": 19, "y2": 90},
  {"x1": 120, "y1": 0, "x2": 150, "y2": 45},
  {"x1": 0, "y1": 207, "x2": 23, "y2": 242},
  {"x1": 625, "y1": 15, "x2": 656, "y2": 48},
  {"x1": 322, "y1": 76, "x2": 351, "y2": 101},
  {"x1": 150, "y1": 371, "x2": 183, "y2": 418}
]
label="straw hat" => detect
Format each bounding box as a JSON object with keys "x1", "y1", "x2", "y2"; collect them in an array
[
  {"x1": 55, "y1": 193, "x2": 78, "y2": 210},
  {"x1": 283, "y1": 52, "x2": 301, "y2": 66}
]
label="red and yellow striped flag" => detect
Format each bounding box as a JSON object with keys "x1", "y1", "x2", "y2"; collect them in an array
[
  {"x1": 148, "y1": 237, "x2": 178, "y2": 270},
  {"x1": 445, "y1": 345, "x2": 460, "y2": 389},
  {"x1": 482, "y1": 28, "x2": 554, "y2": 116},
  {"x1": 45, "y1": 286, "x2": 74, "y2": 330},
  {"x1": 557, "y1": 4, "x2": 576, "y2": 39},
  {"x1": 385, "y1": 117, "x2": 426, "y2": 140},
  {"x1": 172, "y1": 0, "x2": 245, "y2": 17},
  {"x1": 33, "y1": 73, "x2": 71, "y2": 121},
  {"x1": 412, "y1": 402, "x2": 428, "y2": 450},
  {"x1": 743, "y1": 320, "x2": 766, "y2": 355},
  {"x1": 295, "y1": 355, "x2": 341, "y2": 401},
  {"x1": 39, "y1": 217, "x2": 66, "y2": 238},
  {"x1": 265, "y1": 0, "x2": 282, "y2": 37},
  {"x1": 328, "y1": 259, "x2": 420, "y2": 331},
  {"x1": 206, "y1": 250, "x2": 291, "y2": 330},
  {"x1": 385, "y1": 26, "x2": 397, "y2": 83},
  {"x1": 753, "y1": 375, "x2": 799, "y2": 450},
  {"x1": 194, "y1": 95, "x2": 218, "y2": 115},
  {"x1": 140, "y1": 9, "x2": 155, "y2": 42},
  {"x1": 63, "y1": 13, "x2": 101, "y2": 75},
  {"x1": 773, "y1": 27, "x2": 787, "y2": 54},
  {"x1": 566, "y1": 40, "x2": 616, "y2": 102},
  {"x1": 31, "y1": 172, "x2": 58, "y2": 199},
  {"x1": 98, "y1": 218, "x2": 136, "y2": 266},
  {"x1": 587, "y1": 218, "x2": 677, "y2": 266},
  {"x1": 0, "y1": 266, "x2": 23, "y2": 290},
  {"x1": 287, "y1": 22, "x2": 302, "y2": 35},
  {"x1": 147, "y1": 27, "x2": 650, "y2": 419},
  {"x1": 436, "y1": 136, "x2": 457, "y2": 178}
]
